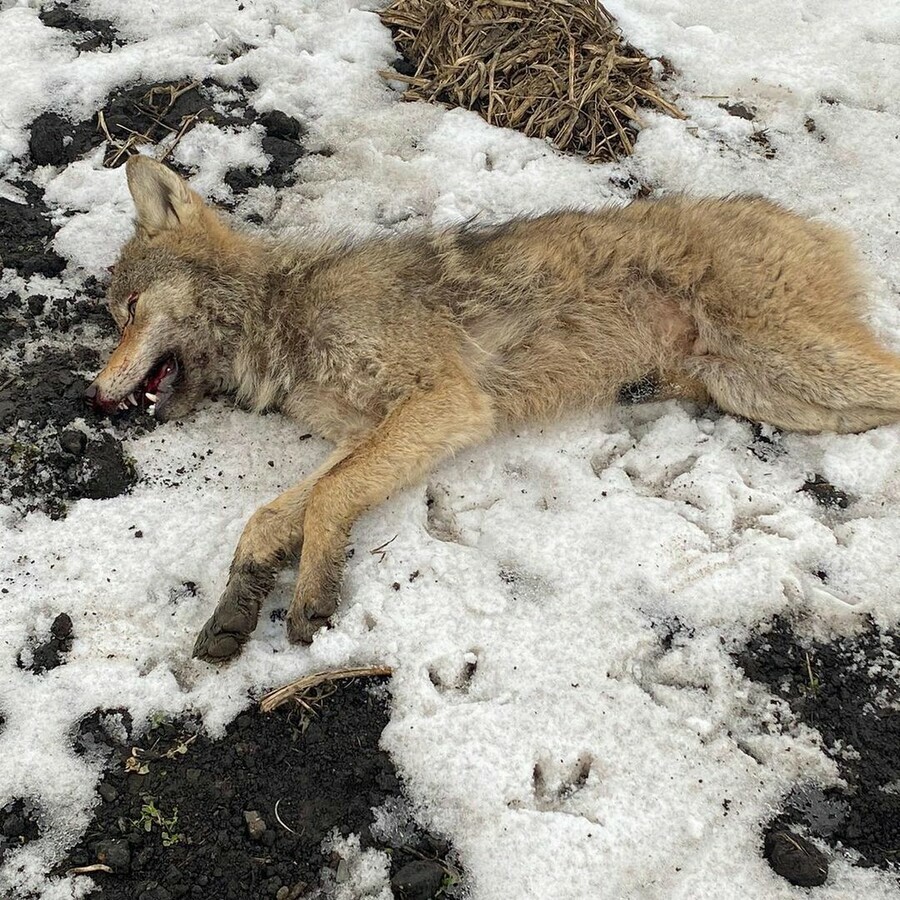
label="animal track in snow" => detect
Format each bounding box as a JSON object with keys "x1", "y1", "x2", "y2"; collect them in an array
[
  {"x1": 425, "y1": 483, "x2": 461, "y2": 543},
  {"x1": 428, "y1": 651, "x2": 479, "y2": 695},
  {"x1": 532, "y1": 754, "x2": 593, "y2": 809},
  {"x1": 510, "y1": 753, "x2": 599, "y2": 822},
  {"x1": 498, "y1": 566, "x2": 552, "y2": 604}
]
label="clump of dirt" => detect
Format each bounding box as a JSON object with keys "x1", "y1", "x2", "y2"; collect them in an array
[
  {"x1": 736, "y1": 618, "x2": 900, "y2": 871},
  {"x1": 0, "y1": 799, "x2": 42, "y2": 865},
  {"x1": 62, "y1": 679, "x2": 461, "y2": 899},
  {"x1": 764, "y1": 829, "x2": 829, "y2": 887},
  {"x1": 17, "y1": 613, "x2": 74, "y2": 674},
  {"x1": 0, "y1": 183, "x2": 66, "y2": 277},
  {"x1": 799, "y1": 475, "x2": 852, "y2": 509},
  {"x1": 39, "y1": 4, "x2": 121, "y2": 53},
  {"x1": 720, "y1": 101, "x2": 756, "y2": 121},
  {"x1": 28, "y1": 111, "x2": 105, "y2": 169},
  {"x1": 225, "y1": 109, "x2": 308, "y2": 195},
  {"x1": 616, "y1": 373, "x2": 661, "y2": 404}
]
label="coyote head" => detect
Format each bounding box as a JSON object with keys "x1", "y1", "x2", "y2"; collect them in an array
[{"x1": 85, "y1": 156, "x2": 249, "y2": 421}]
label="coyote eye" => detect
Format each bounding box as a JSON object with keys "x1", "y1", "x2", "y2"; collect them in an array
[{"x1": 125, "y1": 292, "x2": 139, "y2": 326}]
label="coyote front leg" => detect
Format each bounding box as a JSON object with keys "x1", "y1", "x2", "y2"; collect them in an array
[
  {"x1": 287, "y1": 372, "x2": 496, "y2": 644},
  {"x1": 192, "y1": 445, "x2": 355, "y2": 662}
]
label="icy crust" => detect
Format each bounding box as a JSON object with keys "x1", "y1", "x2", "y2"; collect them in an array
[{"x1": 1, "y1": 0, "x2": 899, "y2": 897}]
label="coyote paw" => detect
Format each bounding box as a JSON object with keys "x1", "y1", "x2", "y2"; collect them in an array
[
  {"x1": 192, "y1": 596, "x2": 260, "y2": 663},
  {"x1": 286, "y1": 583, "x2": 339, "y2": 645}
]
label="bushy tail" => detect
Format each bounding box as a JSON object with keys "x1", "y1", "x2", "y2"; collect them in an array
[{"x1": 687, "y1": 335, "x2": 900, "y2": 434}]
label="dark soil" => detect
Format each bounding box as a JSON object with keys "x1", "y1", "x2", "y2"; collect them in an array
[
  {"x1": 749, "y1": 129, "x2": 777, "y2": 159},
  {"x1": 39, "y1": 4, "x2": 121, "y2": 53},
  {"x1": 799, "y1": 475, "x2": 852, "y2": 509},
  {"x1": 0, "y1": 183, "x2": 66, "y2": 277},
  {"x1": 24, "y1": 76, "x2": 307, "y2": 182},
  {"x1": 28, "y1": 111, "x2": 104, "y2": 169},
  {"x1": 225, "y1": 108, "x2": 308, "y2": 195},
  {"x1": 617, "y1": 373, "x2": 662, "y2": 404},
  {"x1": 720, "y1": 101, "x2": 756, "y2": 121},
  {"x1": 26, "y1": 80, "x2": 250, "y2": 171},
  {"x1": 0, "y1": 799, "x2": 42, "y2": 866},
  {"x1": 736, "y1": 618, "x2": 900, "y2": 873},
  {"x1": 61, "y1": 679, "x2": 461, "y2": 899},
  {"x1": 764, "y1": 829, "x2": 829, "y2": 887},
  {"x1": 0, "y1": 333, "x2": 141, "y2": 518}
]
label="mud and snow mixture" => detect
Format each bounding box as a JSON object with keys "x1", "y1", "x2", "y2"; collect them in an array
[{"x1": 1, "y1": 1, "x2": 899, "y2": 898}]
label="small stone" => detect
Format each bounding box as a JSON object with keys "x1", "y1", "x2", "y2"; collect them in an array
[
  {"x1": 98, "y1": 781, "x2": 118, "y2": 803},
  {"x1": 765, "y1": 829, "x2": 828, "y2": 887},
  {"x1": 96, "y1": 837, "x2": 131, "y2": 873},
  {"x1": 275, "y1": 884, "x2": 306, "y2": 900},
  {"x1": 390, "y1": 860, "x2": 445, "y2": 900},
  {"x1": 60, "y1": 429, "x2": 87, "y2": 456},
  {"x1": 335, "y1": 859, "x2": 350, "y2": 883},
  {"x1": 243, "y1": 809, "x2": 266, "y2": 840}
]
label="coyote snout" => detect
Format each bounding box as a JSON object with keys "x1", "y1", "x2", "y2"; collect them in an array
[{"x1": 93, "y1": 156, "x2": 900, "y2": 661}]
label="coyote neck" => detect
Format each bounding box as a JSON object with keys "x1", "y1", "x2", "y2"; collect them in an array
[{"x1": 227, "y1": 239, "x2": 325, "y2": 414}]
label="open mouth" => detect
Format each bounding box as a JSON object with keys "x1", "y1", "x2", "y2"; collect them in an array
[{"x1": 116, "y1": 355, "x2": 180, "y2": 417}]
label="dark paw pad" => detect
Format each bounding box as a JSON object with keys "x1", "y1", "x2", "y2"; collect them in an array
[
  {"x1": 192, "y1": 613, "x2": 252, "y2": 663},
  {"x1": 285, "y1": 606, "x2": 331, "y2": 645},
  {"x1": 286, "y1": 587, "x2": 340, "y2": 644}
]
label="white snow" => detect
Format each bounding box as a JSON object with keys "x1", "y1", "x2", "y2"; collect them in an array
[{"x1": 2, "y1": 0, "x2": 900, "y2": 898}]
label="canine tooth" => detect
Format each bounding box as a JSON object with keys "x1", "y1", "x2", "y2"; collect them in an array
[
  {"x1": 129, "y1": 393, "x2": 138, "y2": 406},
  {"x1": 145, "y1": 392, "x2": 158, "y2": 402}
]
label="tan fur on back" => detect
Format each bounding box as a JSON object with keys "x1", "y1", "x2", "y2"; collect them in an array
[{"x1": 203, "y1": 195, "x2": 888, "y2": 436}]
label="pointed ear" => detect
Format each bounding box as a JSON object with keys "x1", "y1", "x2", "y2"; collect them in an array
[{"x1": 125, "y1": 156, "x2": 205, "y2": 236}]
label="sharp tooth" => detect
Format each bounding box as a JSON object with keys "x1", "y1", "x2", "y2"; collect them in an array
[
  {"x1": 129, "y1": 393, "x2": 138, "y2": 406},
  {"x1": 145, "y1": 392, "x2": 158, "y2": 402},
  {"x1": 118, "y1": 401, "x2": 128, "y2": 411}
]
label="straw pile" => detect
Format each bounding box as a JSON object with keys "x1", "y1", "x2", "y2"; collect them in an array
[{"x1": 379, "y1": 0, "x2": 682, "y2": 161}]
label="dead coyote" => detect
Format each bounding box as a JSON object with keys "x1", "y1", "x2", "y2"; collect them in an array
[{"x1": 86, "y1": 156, "x2": 900, "y2": 661}]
